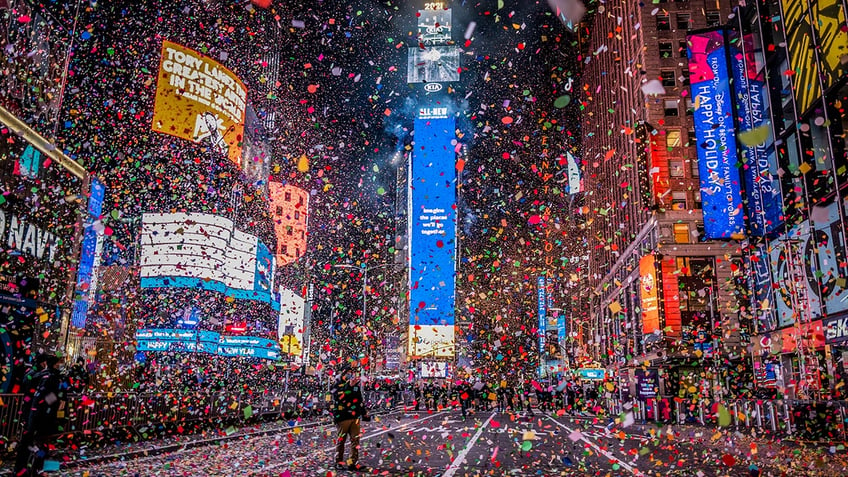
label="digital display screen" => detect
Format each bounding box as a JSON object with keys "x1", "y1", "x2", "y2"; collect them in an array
[{"x1": 408, "y1": 115, "x2": 456, "y2": 358}]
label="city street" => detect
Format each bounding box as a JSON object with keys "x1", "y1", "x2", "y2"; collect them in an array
[{"x1": 52, "y1": 409, "x2": 846, "y2": 476}]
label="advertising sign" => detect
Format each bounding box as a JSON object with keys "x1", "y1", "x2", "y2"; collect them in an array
[
  {"x1": 140, "y1": 213, "x2": 279, "y2": 310},
  {"x1": 557, "y1": 314, "x2": 567, "y2": 349},
  {"x1": 420, "y1": 361, "x2": 451, "y2": 378},
  {"x1": 416, "y1": 9, "x2": 452, "y2": 44},
  {"x1": 769, "y1": 201, "x2": 848, "y2": 327},
  {"x1": 538, "y1": 276, "x2": 547, "y2": 356},
  {"x1": 749, "y1": 244, "x2": 777, "y2": 333},
  {"x1": 578, "y1": 368, "x2": 605, "y2": 380},
  {"x1": 407, "y1": 46, "x2": 460, "y2": 84},
  {"x1": 728, "y1": 31, "x2": 783, "y2": 236},
  {"x1": 635, "y1": 368, "x2": 659, "y2": 399},
  {"x1": 782, "y1": 0, "x2": 848, "y2": 115},
  {"x1": 687, "y1": 30, "x2": 746, "y2": 239},
  {"x1": 0, "y1": 128, "x2": 82, "y2": 306},
  {"x1": 824, "y1": 312, "x2": 848, "y2": 345},
  {"x1": 277, "y1": 287, "x2": 305, "y2": 360},
  {"x1": 640, "y1": 255, "x2": 660, "y2": 334},
  {"x1": 135, "y1": 328, "x2": 280, "y2": 360},
  {"x1": 408, "y1": 116, "x2": 457, "y2": 358},
  {"x1": 152, "y1": 40, "x2": 247, "y2": 165},
  {"x1": 72, "y1": 178, "x2": 106, "y2": 328}
]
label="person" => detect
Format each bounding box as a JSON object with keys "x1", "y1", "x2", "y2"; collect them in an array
[
  {"x1": 67, "y1": 357, "x2": 89, "y2": 393},
  {"x1": 458, "y1": 380, "x2": 471, "y2": 419},
  {"x1": 15, "y1": 354, "x2": 64, "y2": 477},
  {"x1": 332, "y1": 362, "x2": 370, "y2": 472}
]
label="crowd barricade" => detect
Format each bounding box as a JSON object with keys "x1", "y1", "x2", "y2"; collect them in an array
[
  {"x1": 0, "y1": 389, "x2": 347, "y2": 448},
  {"x1": 0, "y1": 394, "x2": 26, "y2": 442},
  {"x1": 614, "y1": 397, "x2": 848, "y2": 441}
]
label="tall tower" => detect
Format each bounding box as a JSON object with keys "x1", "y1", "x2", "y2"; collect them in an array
[{"x1": 406, "y1": 2, "x2": 461, "y2": 365}]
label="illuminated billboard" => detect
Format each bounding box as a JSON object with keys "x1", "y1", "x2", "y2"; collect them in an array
[
  {"x1": 277, "y1": 287, "x2": 305, "y2": 360},
  {"x1": 268, "y1": 182, "x2": 309, "y2": 266},
  {"x1": 152, "y1": 40, "x2": 247, "y2": 165},
  {"x1": 537, "y1": 276, "x2": 547, "y2": 357},
  {"x1": 0, "y1": 128, "x2": 82, "y2": 306},
  {"x1": 687, "y1": 30, "x2": 746, "y2": 240},
  {"x1": 71, "y1": 178, "x2": 106, "y2": 328},
  {"x1": 728, "y1": 31, "x2": 783, "y2": 236},
  {"x1": 419, "y1": 361, "x2": 451, "y2": 379},
  {"x1": 408, "y1": 114, "x2": 456, "y2": 358},
  {"x1": 782, "y1": 0, "x2": 848, "y2": 115},
  {"x1": 140, "y1": 213, "x2": 278, "y2": 309},
  {"x1": 407, "y1": 46, "x2": 461, "y2": 84},
  {"x1": 135, "y1": 328, "x2": 280, "y2": 360},
  {"x1": 417, "y1": 9, "x2": 452, "y2": 44},
  {"x1": 640, "y1": 255, "x2": 660, "y2": 334}
]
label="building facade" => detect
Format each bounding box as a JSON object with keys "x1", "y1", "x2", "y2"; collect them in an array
[
  {"x1": 739, "y1": 0, "x2": 848, "y2": 400},
  {"x1": 582, "y1": 0, "x2": 746, "y2": 402}
]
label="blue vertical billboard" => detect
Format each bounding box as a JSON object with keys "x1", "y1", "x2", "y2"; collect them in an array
[
  {"x1": 687, "y1": 30, "x2": 746, "y2": 240},
  {"x1": 537, "y1": 276, "x2": 546, "y2": 376},
  {"x1": 72, "y1": 177, "x2": 106, "y2": 328},
  {"x1": 728, "y1": 31, "x2": 783, "y2": 236},
  {"x1": 408, "y1": 109, "x2": 457, "y2": 358}
]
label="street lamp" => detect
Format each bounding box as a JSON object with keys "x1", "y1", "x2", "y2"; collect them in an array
[{"x1": 332, "y1": 263, "x2": 404, "y2": 376}]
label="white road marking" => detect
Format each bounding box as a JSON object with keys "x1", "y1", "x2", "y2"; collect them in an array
[
  {"x1": 442, "y1": 412, "x2": 495, "y2": 477},
  {"x1": 545, "y1": 415, "x2": 642, "y2": 476},
  {"x1": 262, "y1": 411, "x2": 446, "y2": 471}
]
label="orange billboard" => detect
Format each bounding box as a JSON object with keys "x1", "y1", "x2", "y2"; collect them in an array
[
  {"x1": 152, "y1": 40, "x2": 247, "y2": 165},
  {"x1": 640, "y1": 255, "x2": 660, "y2": 334}
]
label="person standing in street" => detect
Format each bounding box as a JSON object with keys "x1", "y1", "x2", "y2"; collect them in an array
[
  {"x1": 15, "y1": 354, "x2": 65, "y2": 477},
  {"x1": 332, "y1": 362, "x2": 370, "y2": 472}
]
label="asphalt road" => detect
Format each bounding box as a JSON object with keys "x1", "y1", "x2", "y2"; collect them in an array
[{"x1": 52, "y1": 408, "x2": 842, "y2": 476}]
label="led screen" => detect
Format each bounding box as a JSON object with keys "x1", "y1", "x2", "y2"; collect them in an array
[
  {"x1": 72, "y1": 177, "x2": 106, "y2": 328},
  {"x1": 152, "y1": 40, "x2": 247, "y2": 165},
  {"x1": 140, "y1": 213, "x2": 278, "y2": 310},
  {"x1": 728, "y1": 31, "x2": 782, "y2": 236},
  {"x1": 136, "y1": 328, "x2": 280, "y2": 360},
  {"x1": 687, "y1": 29, "x2": 746, "y2": 239},
  {"x1": 408, "y1": 115, "x2": 456, "y2": 358}
]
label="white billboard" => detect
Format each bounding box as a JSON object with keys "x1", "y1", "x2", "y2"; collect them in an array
[
  {"x1": 140, "y1": 213, "x2": 278, "y2": 308},
  {"x1": 277, "y1": 287, "x2": 305, "y2": 362}
]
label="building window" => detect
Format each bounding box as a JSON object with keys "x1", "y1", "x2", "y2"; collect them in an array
[
  {"x1": 681, "y1": 70, "x2": 690, "y2": 86},
  {"x1": 685, "y1": 98, "x2": 694, "y2": 115},
  {"x1": 281, "y1": 244, "x2": 288, "y2": 254},
  {"x1": 287, "y1": 226, "x2": 293, "y2": 236},
  {"x1": 657, "y1": 13, "x2": 670, "y2": 31},
  {"x1": 679, "y1": 40, "x2": 688, "y2": 57},
  {"x1": 706, "y1": 11, "x2": 721, "y2": 27},
  {"x1": 661, "y1": 70, "x2": 676, "y2": 87},
  {"x1": 659, "y1": 42, "x2": 673, "y2": 58},
  {"x1": 673, "y1": 223, "x2": 690, "y2": 243},
  {"x1": 664, "y1": 99, "x2": 679, "y2": 116},
  {"x1": 672, "y1": 191, "x2": 687, "y2": 210},
  {"x1": 276, "y1": 206, "x2": 283, "y2": 216},
  {"x1": 298, "y1": 197, "x2": 304, "y2": 206},
  {"x1": 676, "y1": 13, "x2": 690, "y2": 30},
  {"x1": 670, "y1": 160, "x2": 685, "y2": 177},
  {"x1": 666, "y1": 130, "x2": 682, "y2": 148},
  {"x1": 294, "y1": 210, "x2": 300, "y2": 220},
  {"x1": 284, "y1": 191, "x2": 292, "y2": 201}
]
